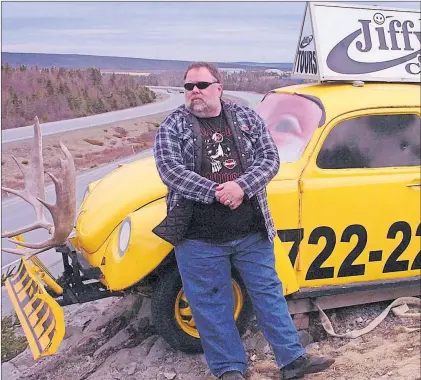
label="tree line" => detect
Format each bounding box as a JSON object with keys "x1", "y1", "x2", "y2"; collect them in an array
[
  {"x1": 1, "y1": 64, "x2": 311, "y2": 130},
  {"x1": 137, "y1": 69, "x2": 309, "y2": 93},
  {"x1": 1, "y1": 64, "x2": 156, "y2": 130}
]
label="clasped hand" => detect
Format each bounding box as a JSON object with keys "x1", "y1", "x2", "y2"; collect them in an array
[{"x1": 215, "y1": 181, "x2": 244, "y2": 210}]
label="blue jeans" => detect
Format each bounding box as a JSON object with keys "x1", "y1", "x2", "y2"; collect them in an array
[{"x1": 174, "y1": 232, "x2": 305, "y2": 378}]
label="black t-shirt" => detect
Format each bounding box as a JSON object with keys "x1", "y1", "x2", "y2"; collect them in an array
[{"x1": 185, "y1": 112, "x2": 264, "y2": 242}]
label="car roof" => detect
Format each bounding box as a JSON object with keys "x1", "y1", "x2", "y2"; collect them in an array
[{"x1": 272, "y1": 82, "x2": 420, "y2": 122}]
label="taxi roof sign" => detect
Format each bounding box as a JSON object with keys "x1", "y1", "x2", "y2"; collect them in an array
[{"x1": 292, "y1": 2, "x2": 421, "y2": 83}]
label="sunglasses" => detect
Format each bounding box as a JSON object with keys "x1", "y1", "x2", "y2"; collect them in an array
[{"x1": 183, "y1": 81, "x2": 219, "y2": 91}]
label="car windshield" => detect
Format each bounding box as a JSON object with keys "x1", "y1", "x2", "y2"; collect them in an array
[{"x1": 256, "y1": 92, "x2": 324, "y2": 162}]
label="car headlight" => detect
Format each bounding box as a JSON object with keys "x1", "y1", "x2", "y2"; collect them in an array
[{"x1": 118, "y1": 217, "x2": 131, "y2": 257}]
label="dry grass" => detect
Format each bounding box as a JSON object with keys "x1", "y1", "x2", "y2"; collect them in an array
[
  {"x1": 113, "y1": 126, "x2": 129, "y2": 137},
  {"x1": 1, "y1": 112, "x2": 168, "y2": 197},
  {"x1": 1, "y1": 315, "x2": 27, "y2": 362},
  {"x1": 83, "y1": 138, "x2": 104, "y2": 146}
]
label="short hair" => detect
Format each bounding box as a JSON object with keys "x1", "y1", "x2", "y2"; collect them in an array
[{"x1": 183, "y1": 62, "x2": 223, "y2": 84}]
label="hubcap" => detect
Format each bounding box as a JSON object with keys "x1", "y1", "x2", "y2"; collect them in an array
[{"x1": 174, "y1": 279, "x2": 244, "y2": 338}]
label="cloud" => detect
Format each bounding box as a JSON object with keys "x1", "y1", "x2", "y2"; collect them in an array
[
  {"x1": 43, "y1": 28, "x2": 127, "y2": 36},
  {"x1": 1, "y1": 1, "x2": 419, "y2": 62}
]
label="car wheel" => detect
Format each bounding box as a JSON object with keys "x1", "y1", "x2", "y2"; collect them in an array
[{"x1": 151, "y1": 265, "x2": 253, "y2": 353}]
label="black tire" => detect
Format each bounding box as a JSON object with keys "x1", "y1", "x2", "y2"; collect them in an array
[{"x1": 151, "y1": 264, "x2": 254, "y2": 353}]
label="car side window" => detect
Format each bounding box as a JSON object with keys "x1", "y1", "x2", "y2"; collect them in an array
[{"x1": 317, "y1": 114, "x2": 421, "y2": 169}]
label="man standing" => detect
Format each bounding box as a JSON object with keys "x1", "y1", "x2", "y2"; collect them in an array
[{"x1": 153, "y1": 62, "x2": 334, "y2": 380}]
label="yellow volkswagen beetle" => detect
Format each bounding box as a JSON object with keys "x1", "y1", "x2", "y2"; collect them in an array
[{"x1": 5, "y1": 80, "x2": 420, "y2": 360}]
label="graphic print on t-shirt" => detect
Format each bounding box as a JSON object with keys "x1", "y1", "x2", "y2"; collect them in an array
[
  {"x1": 200, "y1": 114, "x2": 242, "y2": 183},
  {"x1": 206, "y1": 130, "x2": 236, "y2": 173}
]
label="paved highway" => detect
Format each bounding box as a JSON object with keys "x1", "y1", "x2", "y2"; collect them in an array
[
  {"x1": 1, "y1": 89, "x2": 178, "y2": 143},
  {"x1": 1, "y1": 89, "x2": 263, "y2": 315},
  {"x1": 2, "y1": 88, "x2": 263, "y2": 143}
]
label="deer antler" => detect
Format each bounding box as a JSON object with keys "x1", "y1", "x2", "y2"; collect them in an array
[{"x1": 1, "y1": 117, "x2": 76, "y2": 257}]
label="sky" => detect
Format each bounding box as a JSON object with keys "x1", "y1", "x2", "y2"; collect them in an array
[{"x1": 1, "y1": 1, "x2": 420, "y2": 63}]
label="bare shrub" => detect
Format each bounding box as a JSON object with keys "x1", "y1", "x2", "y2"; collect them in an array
[
  {"x1": 134, "y1": 142, "x2": 147, "y2": 150},
  {"x1": 113, "y1": 126, "x2": 128, "y2": 137},
  {"x1": 110, "y1": 140, "x2": 117, "y2": 146},
  {"x1": 113, "y1": 133, "x2": 123, "y2": 139},
  {"x1": 103, "y1": 129, "x2": 108, "y2": 132},
  {"x1": 74, "y1": 153, "x2": 83, "y2": 158},
  {"x1": 127, "y1": 136, "x2": 144, "y2": 144},
  {"x1": 84, "y1": 138, "x2": 104, "y2": 146}
]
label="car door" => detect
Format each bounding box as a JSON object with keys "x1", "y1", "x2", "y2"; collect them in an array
[{"x1": 297, "y1": 108, "x2": 420, "y2": 288}]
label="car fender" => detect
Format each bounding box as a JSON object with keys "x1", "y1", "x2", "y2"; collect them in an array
[{"x1": 100, "y1": 197, "x2": 173, "y2": 291}]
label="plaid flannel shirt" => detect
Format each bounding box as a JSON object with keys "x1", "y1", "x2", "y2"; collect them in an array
[{"x1": 153, "y1": 101, "x2": 280, "y2": 242}]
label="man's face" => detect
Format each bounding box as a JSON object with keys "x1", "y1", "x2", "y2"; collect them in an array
[{"x1": 184, "y1": 67, "x2": 222, "y2": 117}]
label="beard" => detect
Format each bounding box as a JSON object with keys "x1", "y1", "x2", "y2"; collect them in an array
[{"x1": 186, "y1": 97, "x2": 221, "y2": 118}]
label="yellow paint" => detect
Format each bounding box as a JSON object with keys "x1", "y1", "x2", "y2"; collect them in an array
[
  {"x1": 175, "y1": 279, "x2": 244, "y2": 338},
  {"x1": 297, "y1": 106, "x2": 421, "y2": 287},
  {"x1": 5, "y1": 259, "x2": 65, "y2": 360},
  {"x1": 30, "y1": 264, "x2": 63, "y2": 296},
  {"x1": 100, "y1": 199, "x2": 172, "y2": 290},
  {"x1": 12, "y1": 234, "x2": 26, "y2": 249},
  {"x1": 75, "y1": 156, "x2": 167, "y2": 255}
]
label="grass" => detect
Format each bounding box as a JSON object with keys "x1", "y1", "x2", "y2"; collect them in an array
[
  {"x1": 1, "y1": 265, "x2": 16, "y2": 287},
  {"x1": 83, "y1": 138, "x2": 104, "y2": 146},
  {"x1": 1, "y1": 315, "x2": 28, "y2": 362}
]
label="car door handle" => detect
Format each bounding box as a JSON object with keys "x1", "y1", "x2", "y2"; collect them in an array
[{"x1": 406, "y1": 183, "x2": 421, "y2": 188}]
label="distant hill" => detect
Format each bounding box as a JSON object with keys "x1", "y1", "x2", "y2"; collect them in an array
[{"x1": 2, "y1": 52, "x2": 293, "y2": 71}]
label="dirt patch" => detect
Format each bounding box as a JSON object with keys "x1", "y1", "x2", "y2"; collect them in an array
[
  {"x1": 297, "y1": 302, "x2": 421, "y2": 380},
  {"x1": 1, "y1": 112, "x2": 167, "y2": 198}
]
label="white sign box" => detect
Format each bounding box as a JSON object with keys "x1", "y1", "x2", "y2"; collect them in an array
[{"x1": 293, "y1": 2, "x2": 421, "y2": 82}]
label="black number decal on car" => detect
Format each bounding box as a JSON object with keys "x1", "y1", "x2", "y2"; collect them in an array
[
  {"x1": 383, "y1": 221, "x2": 411, "y2": 273},
  {"x1": 278, "y1": 221, "x2": 419, "y2": 279},
  {"x1": 338, "y1": 224, "x2": 367, "y2": 277},
  {"x1": 305, "y1": 226, "x2": 335, "y2": 280},
  {"x1": 277, "y1": 228, "x2": 304, "y2": 267},
  {"x1": 411, "y1": 223, "x2": 421, "y2": 270}
]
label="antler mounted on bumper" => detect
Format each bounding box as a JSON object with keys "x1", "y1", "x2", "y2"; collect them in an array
[{"x1": 2, "y1": 117, "x2": 77, "y2": 256}]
